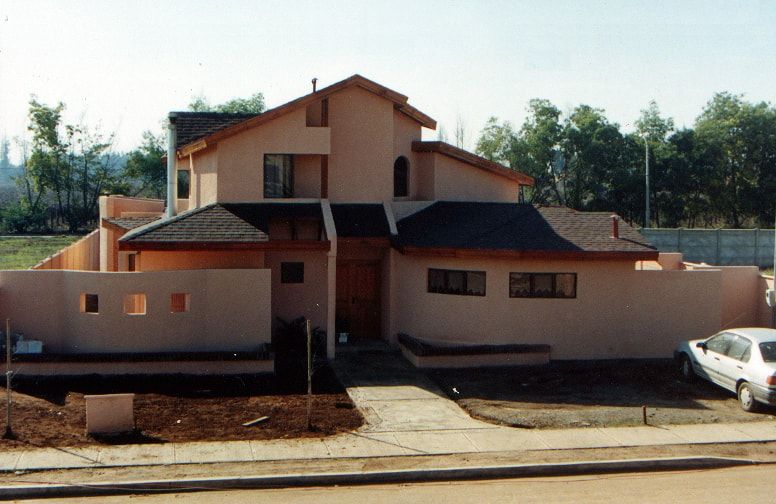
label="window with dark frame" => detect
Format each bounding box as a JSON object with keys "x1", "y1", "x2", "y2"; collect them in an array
[
  {"x1": 427, "y1": 268, "x2": 486, "y2": 296},
  {"x1": 264, "y1": 154, "x2": 294, "y2": 198},
  {"x1": 177, "y1": 170, "x2": 190, "y2": 199},
  {"x1": 393, "y1": 156, "x2": 409, "y2": 198},
  {"x1": 281, "y1": 262, "x2": 304, "y2": 284},
  {"x1": 509, "y1": 273, "x2": 577, "y2": 298}
]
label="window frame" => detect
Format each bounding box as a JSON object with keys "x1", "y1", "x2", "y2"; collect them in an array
[
  {"x1": 263, "y1": 154, "x2": 294, "y2": 198},
  {"x1": 393, "y1": 156, "x2": 409, "y2": 198},
  {"x1": 427, "y1": 268, "x2": 486, "y2": 297},
  {"x1": 509, "y1": 272, "x2": 577, "y2": 299},
  {"x1": 176, "y1": 169, "x2": 190, "y2": 199}
]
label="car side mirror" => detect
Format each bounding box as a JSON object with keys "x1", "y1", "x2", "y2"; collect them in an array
[{"x1": 696, "y1": 342, "x2": 707, "y2": 350}]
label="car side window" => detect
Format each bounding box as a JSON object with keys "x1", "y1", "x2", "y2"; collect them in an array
[
  {"x1": 726, "y1": 335, "x2": 752, "y2": 362},
  {"x1": 706, "y1": 333, "x2": 735, "y2": 355}
]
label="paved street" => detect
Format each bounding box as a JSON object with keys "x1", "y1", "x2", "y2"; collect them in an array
[{"x1": 21, "y1": 464, "x2": 774, "y2": 503}]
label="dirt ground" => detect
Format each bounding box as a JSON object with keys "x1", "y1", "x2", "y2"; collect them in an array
[
  {"x1": 0, "y1": 366, "x2": 362, "y2": 448},
  {"x1": 426, "y1": 360, "x2": 776, "y2": 429}
]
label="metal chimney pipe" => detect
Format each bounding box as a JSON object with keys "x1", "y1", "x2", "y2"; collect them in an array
[
  {"x1": 611, "y1": 215, "x2": 619, "y2": 239},
  {"x1": 166, "y1": 113, "x2": 177, "y2": 219},
  {"x1": 312, "y1": 78, "x2": 318, "y2": 93}
]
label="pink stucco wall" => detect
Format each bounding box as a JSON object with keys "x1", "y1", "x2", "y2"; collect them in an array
[
  {"x1": 0, "y1": 269, "x2": 271, "y2": 353},
  {"x1": 388, "y1": 251, "x2": 723, "y2": 359},
  {"x1": 327, "y1": 87, "x2": 394, "y2": 202}
]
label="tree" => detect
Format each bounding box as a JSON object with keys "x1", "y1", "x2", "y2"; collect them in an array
[
  {"x1": 475, "y1": 117, "x2": 514, "y2": 163},
  {"x1": 188, "y1": 92, "x2": 266, "y2": 114},
  {"x1": 454, "y1": 115, "x2": 467, "y2": 149},
  {"x1": 123, "y1": 131, "x2": 166, "y2": 198},
  {"x1": 25, "y1": 97, "x2": 118, "y2": 231},
  {"x1": 0, "y1": 137, "x2": 10, "y2": 171}
]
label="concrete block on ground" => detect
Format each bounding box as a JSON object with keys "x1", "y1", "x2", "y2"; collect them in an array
[{"x1": 85, "y1": 394, "x2": 134, "y2": 435}]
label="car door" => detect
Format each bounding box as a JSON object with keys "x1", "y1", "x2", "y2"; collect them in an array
[
  {"x1": 715, "y1": 335, "x2": 752, "y2": 392},
  {"x1": 698, "y1": 332, "x2": 736, "y2": 386}
]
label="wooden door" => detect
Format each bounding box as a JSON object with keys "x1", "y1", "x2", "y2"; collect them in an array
[{"x1": 336, "y1": 262, "x2": 381, "y2": 340}]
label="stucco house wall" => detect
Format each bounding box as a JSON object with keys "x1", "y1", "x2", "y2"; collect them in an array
[
  {"x1": 265, "y1": 250, "x2": 329, "y2": 334},
  {"x1": 433, "y1": 153, "x2": 521, "y2": 202},
  {"x1": 389, "y1": 252, "x2": 723, "y2": 359},
  {"x1": 327, "y1": 86, "x2": 394, "y2": 202}
]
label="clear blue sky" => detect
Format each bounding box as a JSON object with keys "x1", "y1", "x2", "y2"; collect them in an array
[{"x1": 1, "y1": 0, "x2": 774, "y2": 159}]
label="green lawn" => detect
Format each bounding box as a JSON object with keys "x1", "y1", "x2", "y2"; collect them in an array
[{"x1": 0, "y1": 235, "x2": 81, "y2": 270}]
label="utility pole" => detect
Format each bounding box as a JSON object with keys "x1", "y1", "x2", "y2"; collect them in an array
[
  {"x1": 644, "y1": 137, "x2": 650, "y2": 228},
  {"x1": 306, "y1": 319, "x2": 312, "y2": 431},
  {"x1": 4, "y1": 319, "x2": 12, "y2": 439}
]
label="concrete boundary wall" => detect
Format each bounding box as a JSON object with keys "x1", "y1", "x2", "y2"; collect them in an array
[
  {"x1": 0, "y1": 269, "x2": 271, "y2": 354},
  {"x1": 642, "y1": 228, "x2": 776, "y2": 267},
  {"x1": 33, "y1": 230, "x2": 100, "y2": 271}
]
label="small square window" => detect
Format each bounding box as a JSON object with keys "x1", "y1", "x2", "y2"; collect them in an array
[
  {"x1": 123, "y1": 293, "x2": 147, "y2": 315},
  {"x1": 281, "y1": 262, "x2": 304, "y2": 284},
  {"x1": 171, "y1": 293, "x2": 190, "y2": 313},
  {"x1": 80, "y1": 293, "x2": 99, "y2": 314}
]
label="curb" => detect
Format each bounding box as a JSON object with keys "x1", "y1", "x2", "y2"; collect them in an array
[{"x1": 0, "y1": 456, "x2": 760, "y2": 500}]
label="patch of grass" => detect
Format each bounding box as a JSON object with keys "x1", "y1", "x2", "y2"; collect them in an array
[{"x1": 0, "y1": 235, "x2": 81, "y2": 270}]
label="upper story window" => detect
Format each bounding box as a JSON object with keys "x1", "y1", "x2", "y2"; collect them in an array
[
  {"x1": 394, "y1": 156, "x2": 409, "y2": 198},
  {"x1": 264, "y1": 154, "x2": 294, "y2": 198},
  {"x1": 177, "y1": 170, "x2": 190, "y2": 199}
]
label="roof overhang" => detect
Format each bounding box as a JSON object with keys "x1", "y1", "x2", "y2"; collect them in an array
[
  {"x1": 411, "y1": 141, "x2": 534, "y2": 185},
  {"x1": 119, "y1": 240, "x2": 331, "y2": 252},
  {"x1": 176, "y1": 74, "x2": 437, "y2": 157},
  {"x1": 394, "y1": 245, "x2": 659, "y2": 262}
]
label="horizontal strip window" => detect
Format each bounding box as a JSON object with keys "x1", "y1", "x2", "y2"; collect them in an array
[
  {"x1": 510, "y1": 273, "x2": 576, "y2": 299},
  {"x1": 428, "y1": 268, "x2": 486, "y2": 297}
]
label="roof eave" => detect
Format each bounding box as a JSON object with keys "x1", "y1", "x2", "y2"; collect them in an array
[{"x1": 394, "y1": 245, "x2": 659, "y2": 261}]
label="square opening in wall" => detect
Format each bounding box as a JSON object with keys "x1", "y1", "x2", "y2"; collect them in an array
[
  {"x1": 281, "y1": 262, "x2": 304, "y2": 284},
  {"x1": 123, "y1": 293, "x2": 147, "y2": 315},
  {"x1": 80, "y1": 293, "x2": 99, "y2": 314},
  {"x1": 171, "y1": 293, "x2": 190, "y2": 313}
]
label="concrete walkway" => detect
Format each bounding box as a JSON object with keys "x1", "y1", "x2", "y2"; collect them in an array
[{"x1": 1, "y1": 346, "x2": 775, "y2": 472}]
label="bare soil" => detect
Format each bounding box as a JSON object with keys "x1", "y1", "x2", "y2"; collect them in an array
[
  {"x1": 427, "y1": 360, "x2": 776, "y2": 429},
  {"x1": 0, "y1": 366, "x2": 362, "y2": 448}
]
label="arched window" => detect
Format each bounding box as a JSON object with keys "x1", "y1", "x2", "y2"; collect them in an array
[{"x1": 393, "y1": 156, "x2": 409, "y2": 198}]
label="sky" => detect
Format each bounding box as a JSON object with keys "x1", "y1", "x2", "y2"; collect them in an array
[{"x1": 1, "y1": 0, "x2": 775, "y2": 161}]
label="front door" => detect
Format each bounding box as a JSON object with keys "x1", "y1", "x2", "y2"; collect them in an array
[{"x1": 336, "y1": 261, "x2": 381, "y2": 340}]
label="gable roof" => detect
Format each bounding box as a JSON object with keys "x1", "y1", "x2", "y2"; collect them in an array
[
  {"x1": 330, "y1": 204, "x2": 390, "y2": 238},
  {"x1": 175, "y1": 74, "x2": 436, "y2": 156},
  {"x1": 174, "y1": 112, "x2": 260, "y2": 149},
  {"x1": 119, "y1": 202, "x2": 323, "y2": 249},
  {"x1": 412, "y1": 141, "x2": 534, "y2": 186},
  {"x1": 394, "y1": 201, "x2": 657, "y2": 260}
]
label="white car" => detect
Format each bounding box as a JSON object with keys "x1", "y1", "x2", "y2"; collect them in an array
[{"x1": 674, "y1": 327, "x2": 776, "y2": 412}]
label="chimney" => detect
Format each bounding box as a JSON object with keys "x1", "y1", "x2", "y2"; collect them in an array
[
  {"x1": 166, "y1": 113, "x2": 178, "y2": 219},
  {"x1": 611, "y1": 215, "x2": 619, "y2": 239},
  {"x1": 312, "y1": 77, "x2": 318, "y2": 93}
]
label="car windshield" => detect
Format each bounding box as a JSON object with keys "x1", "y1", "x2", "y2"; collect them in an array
[{"x1": 759, "y1": 342, "x2": 776, "y2": 362}]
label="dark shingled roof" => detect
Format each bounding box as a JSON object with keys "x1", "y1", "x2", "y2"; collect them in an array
[
  {"x1": 394, "y1": 202, "x2": 656, "y2": 256},
  {"x1": 172, "y1": 112, "x2": 260, "y2": 149},
  {"x1": 104, "y1": 216, "x2": 162, "y2": 231},
  {"x1": 120, "y1": 203, "x2": 322, "y2": 244},
  {"x1": 330, "y1": 204, "x2": 390, "y2": 238}
]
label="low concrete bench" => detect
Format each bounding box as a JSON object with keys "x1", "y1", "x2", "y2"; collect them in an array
[{"x1": 398, "y1": 333, "x2": 551, "y2": 369}]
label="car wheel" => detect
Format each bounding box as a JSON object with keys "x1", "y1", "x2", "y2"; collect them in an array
[
  {"x1": 679, "y1": 355, "x2": 695, "y2": 382},
  {"x1": 738, "y1": 382, "x2": 759, "y2": 412}
]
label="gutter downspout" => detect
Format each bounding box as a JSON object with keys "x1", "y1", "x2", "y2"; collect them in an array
[{"x1": 166, "y1": 113, "x2": 178, "y2": 219}]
